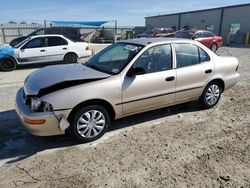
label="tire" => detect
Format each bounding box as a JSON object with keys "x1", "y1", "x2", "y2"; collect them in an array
[
  {"x1": 0, "y1": 58, "x2": 17, "y2": 71},
  {"x1": 63, "y1": 53, "x2": 78, "y2": 64},
  {"x1": 199, "y1": 82, "x2": 222, "y2": 109},
  {"x1": 69, "y1": 105, "x2": 110, "y2": 142},
  {"x1": 211, "y1": 43, "x2": 218, "y2": 52}
]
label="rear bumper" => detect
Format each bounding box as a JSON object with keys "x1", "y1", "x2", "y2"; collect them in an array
[
  {"x1": 78, "y1": 50, "x2": 92, "y2": 58},
  {"x1": 15, "y1": 88, "x2": 71, "y2": 136},
  {"x1": 218, "y1": 41, "x2": 223, "y2": 48},
  {"x1": 224, "y1": 73, "x2": 240, "y2": 91}
]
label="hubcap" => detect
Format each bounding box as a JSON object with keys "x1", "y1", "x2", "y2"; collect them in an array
[
  {"x1": 3, "y1": 60, "x2": 12, "y2": 69},
  {"x1": 67, "y1": 54, "x2": 76, "y2": 63},
  {"x1": 205, "y1": 84, "x2": 220, "y2": 105},
  {"x1": 76, "y1": 110, "x2": 105, "y2": 138},
  {"x1": 212, "y1": 44, "x2": 217, "y2": 52}
]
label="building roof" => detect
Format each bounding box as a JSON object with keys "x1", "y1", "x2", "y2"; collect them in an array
[{"x1": 145, "y1": 3, "x2": 250, "y2": 19}]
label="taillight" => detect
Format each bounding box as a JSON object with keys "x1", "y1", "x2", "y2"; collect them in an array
[{"x1": 236, "y1": 64, "x2": 239, "y2": 71}]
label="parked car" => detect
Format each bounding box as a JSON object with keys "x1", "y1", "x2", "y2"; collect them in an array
[
  {"x1": 175, "y1": 30, "x2": 223, "y2": 52},
  {"x1": 0, "y1": 35, "x2": 91, "y2": 71},
  {"x1": 9, "y1": 27, "x2": 85, "y2": 47},
  {"x1": 136, "y1": 28, "x2": 175, "y2": 38},
  {"x1": 15, "y1": 38, "x2": 240, "y2": 142}
]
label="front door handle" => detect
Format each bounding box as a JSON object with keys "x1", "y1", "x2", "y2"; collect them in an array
[
  {"x1": 205, "y1": 69, "x2": 212, "y2": 74},
  {"x1": 62, "y1": 48, "x2": 67, "y2": 50},
  {"x1": 165, "y1": 76, "x2": 175, "y2": 81},
  {"x1": 40, "y1": 49, "x2": 45, "y2": 52}
]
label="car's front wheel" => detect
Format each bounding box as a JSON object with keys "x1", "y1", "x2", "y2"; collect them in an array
[
  {"x1": 211, "y1": 43, "x2": 218, "y2": 52},
  {"x1": 0, "y1": 58, "x2": 17, "y2": 71},
  {"x1": 63, "y1": 53, "x2": 78, "y2": 64},
  {"x1": 200, "y1": 82, "x2": 222, "y2": 109},
  {"x1": 69, "y1": 105, "x2": 110, "y2": 142}
]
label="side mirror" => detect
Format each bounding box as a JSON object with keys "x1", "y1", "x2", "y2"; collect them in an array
[
  {"x1": 192, "y1": 36, "x2": 198, "y2": 40},
  {"x1": 21, "y1": 45, "x2": 27, "y2": 50},
  {"x1": 127, "y1": 67, "x2": 146, "y2": 77}
]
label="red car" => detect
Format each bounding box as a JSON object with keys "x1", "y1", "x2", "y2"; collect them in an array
[
  {"x1": 136, "y1": 28, "x2": 175, "y2": 38},
  {"x1": 175, "y1": 30, "x2": 223, "y2": 52}
]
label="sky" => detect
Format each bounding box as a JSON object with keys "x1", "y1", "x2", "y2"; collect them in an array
[{"x1": 0, "y1": 0, "x2": 250, "y2": 26}]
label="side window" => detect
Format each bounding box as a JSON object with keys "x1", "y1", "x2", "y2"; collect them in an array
[
  {"x1": 203, "y1": 32, "x2": 215, "y2": 37},
  {"x1": 199, "y1": 47, "x2": 210, "y2": 62},
  {"x1": 63, "y1": 28, "x2": 79, "y2": 35},
  {"x1": 24, "y1": 38, "x2": 45, "y2": 49},
  {"x1": 133, "y1": 44, "x2": 172, "y2": 74},
  {"x1": 33, "y1": 29, "x2": 45, "y2": 36},
  {"x1": 175, "y1": 44, "x2": 199, "y2": 68},
  {"x1": 47, "y1": 37, "x2": 68, "y2": 47},
  {"x1": 45, "y1": 28, "x2": 60, "y2": 34},
  {"x1": 193, "y1": 32, "x2": 203, "y2": 38}
]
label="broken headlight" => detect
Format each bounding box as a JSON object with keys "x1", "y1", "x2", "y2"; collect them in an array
[{"x1": 30, "y1": 97, "x2": 53, "y2": 112}]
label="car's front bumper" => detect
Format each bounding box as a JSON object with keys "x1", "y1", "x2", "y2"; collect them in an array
[{"x1": 15, "y1": 88, "x2": 71, "y2": 136}]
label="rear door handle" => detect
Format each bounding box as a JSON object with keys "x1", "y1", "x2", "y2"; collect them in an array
[
  {"x1": 205, "y1": 69, "x2": 212, "y2": 74},
  {"x1": 40, "y1": 49, "x2": 45, "y2": 52},
  {"x1": 62, "y1": 48, "x2": 67, "y2": 50},
  {"x1": 165, "y1": 76, "x2": 175, "y2": 81}
]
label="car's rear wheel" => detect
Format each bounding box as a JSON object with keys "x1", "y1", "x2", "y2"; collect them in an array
[
  {"x1": 199, "y1": 82, "x2": 222, "y2": 109},
  {"x1": 0, "y1": 58, "x2": 17, "y2": 71},
  {"x1": 211, "y1": 43, "x2": 218, "y2": 52},
  {"x1": 63, "y1": 53, "x2": 78, "y2": 64},
  {"x1": 69, "y1": 105, "x2": 110, "y2": 142}
]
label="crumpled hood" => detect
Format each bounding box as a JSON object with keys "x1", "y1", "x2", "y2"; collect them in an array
[
  {"x1": 24, "y1": 64, "x2": 110, "y2": 96},
  {"x1": 0, "y1": 46, "x2": 14, "y2": 58}
]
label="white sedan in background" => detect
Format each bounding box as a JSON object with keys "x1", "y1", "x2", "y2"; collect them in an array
[{"x1": 0, "y1": 34, "x2": 92, "y2": 71}]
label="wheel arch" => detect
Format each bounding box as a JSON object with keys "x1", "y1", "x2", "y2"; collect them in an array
[
  {"x1": 64, "y1": 51, "x2": 79, "y2": 59},
  {"x1": 206, "y1": 78, "x2": 225, "y2": 92},
  {"x1": 67, "y1": 99, "x2": 116, "y2": 123},
  {"x1": 1, "y1": 55, "x2": 18, "y2": 64}
]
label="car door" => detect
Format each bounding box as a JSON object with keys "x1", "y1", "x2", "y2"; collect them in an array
[
  {"x1": 122, "y1": 44, "x2": 176, "y2": 115},
  {"x1": 174, "y1": 43, "x2": 214, "y2": 102},
  {"x1": 46, "y1": 36, "x2": 69, "y2": 62},
  {"x1": 18, "y1": 37, "x2": 47, "y2": 64}
]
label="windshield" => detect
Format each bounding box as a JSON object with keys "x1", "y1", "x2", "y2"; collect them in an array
[
  {"x1": 85, "y1": 43, "x2": 143, "y2": 75},
  {"x1": 175, "y1": 31, "x2": 194, "y2": 39},
  {"x1": 14, "y1": 37, "x2": 31, "y2": 48}
]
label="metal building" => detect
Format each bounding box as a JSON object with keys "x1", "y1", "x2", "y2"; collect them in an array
[{"x1": 145, "y1": 3, "x2": 250, "y2": 44}]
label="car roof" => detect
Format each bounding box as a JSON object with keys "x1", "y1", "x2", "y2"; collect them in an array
[
  {"x1": 39, "y1": 27, "x2": 79, "y2": 30},
  {"x1": 30, "y1": 34, "x2": 67, "y2": 39},
  {"x1": 179, "y1": 30, "x2": 212, "y2": 33},
  {"x1": 119, "y1": 37, "x2": 191, "y2": 46}
]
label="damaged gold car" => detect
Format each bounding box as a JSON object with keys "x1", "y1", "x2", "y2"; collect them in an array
[{"x1": 15, "y1": 38, "x2": 240, "y2": 142}]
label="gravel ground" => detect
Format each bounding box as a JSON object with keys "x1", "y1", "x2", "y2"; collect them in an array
[{"x1": 0, "y1": 46, "x2": 249, "y2": 188}]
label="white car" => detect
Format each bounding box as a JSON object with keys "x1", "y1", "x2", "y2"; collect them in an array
[{"x1": 0, "y1": 34, "x2": 92, "y2": 71}]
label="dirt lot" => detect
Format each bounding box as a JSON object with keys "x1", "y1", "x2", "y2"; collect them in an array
[{"x1": 0, "y1": 46, "x2": 249, "y2": 188}]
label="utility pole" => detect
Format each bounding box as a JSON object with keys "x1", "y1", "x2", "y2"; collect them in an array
[{"x1": 44, "y1": 20, "x2": 46, "y2": 28}]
